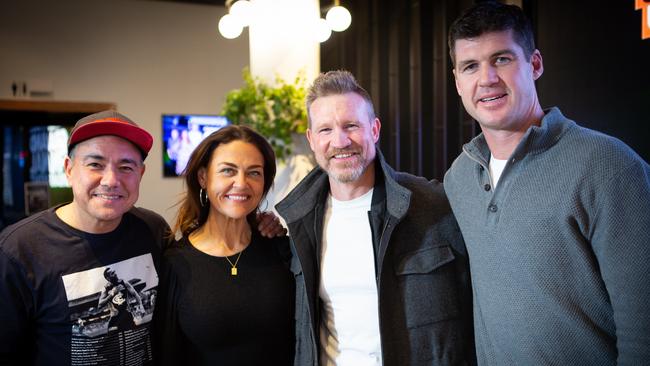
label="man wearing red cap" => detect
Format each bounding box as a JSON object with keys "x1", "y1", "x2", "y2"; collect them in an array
[
  {"x1": 0, "y1": 110, "x2": 285, "y2": 366},
  {"x1": 0, "y1": 110, "x2": 168, "y2": 365}
]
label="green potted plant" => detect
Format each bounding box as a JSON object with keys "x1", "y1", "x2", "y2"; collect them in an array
[{"x1": 221, "y1": 68, "x2": 308, "y2": 161}]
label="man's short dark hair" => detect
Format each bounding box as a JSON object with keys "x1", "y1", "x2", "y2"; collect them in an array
[
  {"x1": 305, "y1": 70, "x2": 376, "y2": 126},
  {"x1": 448, "y1": 2, "x2": 535, "y2": 66}
]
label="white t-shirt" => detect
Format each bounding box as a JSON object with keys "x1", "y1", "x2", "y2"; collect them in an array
[
  {"x1": 319, "y1": 189, "x2": 382, "y2": 366},
  {"x1": 489, "y1": 155, "x2": 508, "y2": 188}
]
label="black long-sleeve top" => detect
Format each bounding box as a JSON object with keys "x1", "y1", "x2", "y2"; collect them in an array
[{"x1": 156, "y1": 231, "x2": 294, "y2": 366}]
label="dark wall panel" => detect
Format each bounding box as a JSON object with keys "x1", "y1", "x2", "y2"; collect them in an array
[
  {"x1": 321, "y1": 0, "x2": 472, "y2": 180},
  {"x1": 321, "y1": 0, "x2": 649, "y2": 181},
  {"x1": 535, "y1": 1, "x2": 650, "y2": 162}
]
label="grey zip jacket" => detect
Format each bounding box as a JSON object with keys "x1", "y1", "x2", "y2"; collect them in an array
[{"x1": 276, "y1": 150, "x2": 476, "y2": 366}]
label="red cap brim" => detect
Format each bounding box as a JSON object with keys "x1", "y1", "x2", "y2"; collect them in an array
[{"x1": 68, "y1": 118, "x2": 153, "y2": 155}]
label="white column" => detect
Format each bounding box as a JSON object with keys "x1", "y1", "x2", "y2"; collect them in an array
[
  {"x1": 248, "y1": 0, "x2": 320, "y2": 84},
  {"x1": 246, "y1": 0, "x2": 320, "y2": 215}
]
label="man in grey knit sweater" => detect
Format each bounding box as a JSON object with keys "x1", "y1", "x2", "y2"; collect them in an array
[{"x1": 443, "y1": 2, "x2": 650, "y2": 365}]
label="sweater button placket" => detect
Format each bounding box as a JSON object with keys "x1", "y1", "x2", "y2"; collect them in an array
[{"x1": 488, "y1": 204, "x2": 498, "y2": 213}]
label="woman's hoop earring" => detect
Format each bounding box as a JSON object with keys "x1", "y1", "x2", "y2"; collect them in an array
[{"x1": 199, "y1": 188, "x2": 208, "y2": 207}]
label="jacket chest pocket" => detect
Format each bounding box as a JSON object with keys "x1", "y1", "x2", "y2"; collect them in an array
[{"x1": 394, "y1": 244, "x2": 461, "y2": 328}]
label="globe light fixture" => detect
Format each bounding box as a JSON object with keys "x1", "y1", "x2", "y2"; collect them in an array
[
  {"x1": 217, "y1": 0, "x2": 351, "y2": 43},
  {"x1": 325, "y1": 1, "x2": 351, "y2": 32},
  {"x1": 314, "y1": 18, "x2": 332, "y2": 42},
  {"x1": 218, "y1": 13, "x2": 243, "y2": 39},
  {"x1": 229, "y1": 0, "x2": 253, "y2": 27}
]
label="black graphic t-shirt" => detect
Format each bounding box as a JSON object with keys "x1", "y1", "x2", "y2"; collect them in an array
[{"x1": 0, "y1": 205, "x2": 169, "y2": 366}]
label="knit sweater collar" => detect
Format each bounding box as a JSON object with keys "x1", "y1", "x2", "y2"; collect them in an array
[{"x1": 463, "y1": 107, "x2": 575, "y2": 164}]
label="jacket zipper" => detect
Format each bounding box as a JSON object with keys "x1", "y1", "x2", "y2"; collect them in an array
[{"x1": 376, "y1": 218, "x2": 391, "y2": 364}]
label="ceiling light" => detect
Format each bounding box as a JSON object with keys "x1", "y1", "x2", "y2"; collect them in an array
[
  {"x1": 314, "y1": 18, "x2": 332, "y2": 42},
  {"x1": 325, "y1": 2, "x2": 351, "y2": 32},
  {"x1": 230, "y1": 0, "x2": 253, "y2": 27},
  {"x1": 218, "y1": 13, "x2": 243, "y2": 39}
]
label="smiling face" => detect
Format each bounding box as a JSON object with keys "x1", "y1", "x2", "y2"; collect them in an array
[
  {"x1": 64, "y1": 135, "x2": 145, "y2": 233},
  {"x1": 198, "y1": 140, "x2": 265, "y2": 221},
  {"x1": 453, "y1": 30, "x2": 544, "y2": 134},
  {"x1": 307, "y1": 92, "x2": 380, "y2": 185}
]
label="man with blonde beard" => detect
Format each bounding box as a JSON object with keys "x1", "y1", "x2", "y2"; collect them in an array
[{"x1": 277, "y1": 70, "x2": 475, "y2": 366}]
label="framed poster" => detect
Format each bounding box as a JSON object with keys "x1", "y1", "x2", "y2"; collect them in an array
[{"x1": 24, "y1": 182, "x2": 50, "y2": 215}]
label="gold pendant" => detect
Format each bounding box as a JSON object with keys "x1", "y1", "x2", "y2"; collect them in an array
[{"x1": 231, "y1": 267, "x2": 237, "y2": 276}]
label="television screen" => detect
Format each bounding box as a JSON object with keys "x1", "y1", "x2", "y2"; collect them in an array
[{"x1": 162, "y1": 114, "x2": 230, "y2": 177}]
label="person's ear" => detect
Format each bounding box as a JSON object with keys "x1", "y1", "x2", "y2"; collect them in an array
[
  {"x1": 197, "y1": 167, "x2": 207, "y2": 188},
  {"x1": 531, "y1": 49, "x2": 544, "y2": 80},
  {"x1": 64, "y1": 156, "x2": 73, "y2": 182},
  {"x1": 371, "y1": 118, "x2": 381, "y2": 143},
  {"x1": 453, "y1": 68, "x2": 462, "y2": 96},
  {"x1": 306, "y1": 128, "x2": 315, "y2": 152}
]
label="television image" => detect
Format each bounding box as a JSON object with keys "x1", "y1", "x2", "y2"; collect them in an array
[{"x1": 162, "y1": 114, "x2": 230, "y2": 177}]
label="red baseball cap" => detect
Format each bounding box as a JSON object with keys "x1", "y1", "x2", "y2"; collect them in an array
[{"x1": 68, "y1": 110, "x2": 153, "y2": 159}]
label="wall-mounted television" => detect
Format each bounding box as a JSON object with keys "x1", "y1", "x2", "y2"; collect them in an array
[{"x1": 162, "y1": 114, "x2": 230, "y2": 177}]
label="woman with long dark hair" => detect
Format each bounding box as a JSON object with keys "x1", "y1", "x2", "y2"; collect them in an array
[{"x1": 157, "y1": 125, "x2": 294, "y2": 365}]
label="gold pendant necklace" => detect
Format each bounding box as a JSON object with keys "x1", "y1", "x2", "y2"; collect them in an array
[{"x1": 224, "y1": 250, "x2": 243, "y2": 276}]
